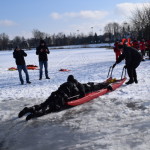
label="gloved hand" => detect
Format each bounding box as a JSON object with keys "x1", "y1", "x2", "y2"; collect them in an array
[{"x1": 112, "y1": 63, "x2": 116, "y2": 68}]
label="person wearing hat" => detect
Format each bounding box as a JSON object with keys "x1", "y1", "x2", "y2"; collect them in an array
[
  {"x1": 18, "y1": 75, "x2": 111, "y2": 120},
  {"x1": 13, "y1": 46, "x2": 31, "y2": 85},
  {"x1": 36, "y1": 40, "x2": 50, "y2": 80},
  {"x1": 112, "y1": 43, "x2": 142, "y2": 85}
]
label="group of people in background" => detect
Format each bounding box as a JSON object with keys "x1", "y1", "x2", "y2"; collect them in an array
[
  {"x1": 113, "y1": 38, "x2": 150, "y2": 61},
  {"x1": 13, "y1": 40, "x2": 50, "y2": 85}
]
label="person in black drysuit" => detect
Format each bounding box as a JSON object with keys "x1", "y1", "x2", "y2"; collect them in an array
[
  {"x1": 13, "y1": 46, "x2": 31, "y2": 85},
  {"x1": 112, "y1": 44, "x2": 142, "y2": 85},
  {"x1": 36, "y1": 40, "x2": 50, "y2": 80},
  {"x1": 18, "y1": 75, "x2": 111, "y2": 121}
]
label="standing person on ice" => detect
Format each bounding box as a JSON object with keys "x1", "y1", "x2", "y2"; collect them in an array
[
  {"x1": 36, "y1": 40, "x2": 50, "y2": 80},
  {"x1": 146, "y1": 39, "x2": 150, "y2": 59},
  {"x1": 113, "y1": 41, "x2": 122, "y2": 61},
  {"x1": 112, "y1": 43, "x2": 142, "y2": 85},
  {"x1": 18, "y1": 75, "x2": 111, "y2": 121},
  {"x1": 13, "y1": 46, "x2": 31, "y2": 85},
  {"x1": 139, "y1": 39, "x2": 146, "y2": 61},
  {"x1": 132, "y1": 39, "x2": 139, "y2": 50}
]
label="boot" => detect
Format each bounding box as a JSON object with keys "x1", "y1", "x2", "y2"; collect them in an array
[
  {"x1": 26, "y1": 114, "x2": 34, "y2": 121},
  {"x1": 18, "y1": 107, "x2": 29, "y2": 118},
  {"x1": 107, "y1": 85, "x2": 113, "y2": 91},
  {"x1": 134, "y1": 78, "x2": 138, "y2": 84},
  {"x1": 125, "y1": 79, "x2": 134, "y2": 85},
  {"x1": 133, "y1": 73, "x2": 138, "y2": 84},
  {"x1": 27, "y1": 81, "x2": 31, "y2": 84}
]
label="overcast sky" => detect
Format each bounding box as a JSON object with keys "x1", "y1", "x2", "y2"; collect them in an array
[{"x1": 0, "y1": 0, "x2": 149, "y2": 39}]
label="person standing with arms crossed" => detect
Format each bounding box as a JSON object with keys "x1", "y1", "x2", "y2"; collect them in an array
[{"x1": 36, "y1": 40, "x2": 50, "y2": 80}]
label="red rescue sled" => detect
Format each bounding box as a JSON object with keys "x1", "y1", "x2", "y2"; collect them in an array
[
  {"x1": 67, "y1": 78, "x2": 126, "y2": 106},
  {"x1": 8, "y1": 67, "x2": 17, "y2": 71},
  {"x1": 8, "y1": 65, "x2": 38, "y2": 71},
  {"x1": 27, "y1": 65, "x2": 38, "y2": 70},
  {"x1": 67, "y1": 66, "x2": 127, "y2": 106},
  {"x1": 59, "y1": 69, "x2": 71, "y2": 72}
]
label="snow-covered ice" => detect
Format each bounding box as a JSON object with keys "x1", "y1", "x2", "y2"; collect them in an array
[{"x1": 0, "y1": 47, "x2": 150, "y2": 150}]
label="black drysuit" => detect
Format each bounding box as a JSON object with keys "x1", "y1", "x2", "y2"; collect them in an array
[
  {"x1": 20, "y1": 80, "x2": 85, "y2": 118},
  {"x1": 18, "y1": 79, "x2": 110, "y2": 120},
  {"x1": 116, "y1": 45, "x2": 142, "y2": 82}
]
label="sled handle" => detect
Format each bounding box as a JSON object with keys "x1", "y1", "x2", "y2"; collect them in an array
[
  {"x1": 107, "y1": 66, "x2": 113, "y2": 78},
  {"x1": 121, "y1": 66, "x2": 127, "y2": 79}
]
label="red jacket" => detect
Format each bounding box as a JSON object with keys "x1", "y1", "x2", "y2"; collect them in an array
[
  {"x1": 114, "y1": 42, "x2": 120, "y2": 52},
  {"x1": 146, "y1": 40, "x2": 150, "y2": 49},
  {"x1": 139, "y1": 41, "x2": 146, "y2": 51},
  {"x1": 132, "y1": 41, "x2": 139, "y2": 49}
]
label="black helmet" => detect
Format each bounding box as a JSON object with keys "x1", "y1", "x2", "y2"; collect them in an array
[{"x1": 67, "y1": 75, "x2": 75, "y2": 82}]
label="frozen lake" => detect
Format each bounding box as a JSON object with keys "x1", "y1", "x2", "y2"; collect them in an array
[{"x1": 0, "y1": 48, "x2": 150, "y2": 150}]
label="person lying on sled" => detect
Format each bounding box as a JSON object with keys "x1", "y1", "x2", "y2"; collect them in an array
[{"x1": 18, "y1": 75, "x2": 112, "y2": 121}]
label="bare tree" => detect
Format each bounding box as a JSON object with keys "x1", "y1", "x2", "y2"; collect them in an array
[
  {"x1": 130, "y1": 3, "x2": 150, "y2": 40},
  {"x1": 113, "y1": 22, "x2": 120, "y2": 40},
  {"x1": 0, "y1": 33, "x2": 9, "y2": 50},
  {"x1": 32, "y1": 29, "x2": 46, "y2": 39},
  {"x1": 13, "y1": 36, "x2": 23, "y2": 47},
  {"x1": 104, "y1": 22, "x2": 121, "y2": 41}
]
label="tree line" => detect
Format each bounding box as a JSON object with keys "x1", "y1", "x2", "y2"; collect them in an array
[
  {"x1": 0, "y1": 4, "x2": 150, "y2": 50},
  {"x1": 104, "y1": 3, "x2": 150, "y2": 42},
  {"x1": 0, "y1": 30, "x2": 109, "y2": 50}
]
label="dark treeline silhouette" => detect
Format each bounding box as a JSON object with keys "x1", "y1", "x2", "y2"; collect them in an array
[
  {"x1": 0, "y1": 30, "x2": 107, "y2": 50},
  {"x1": 0, "y1": 4, "x2": 150, "y2": 51}
]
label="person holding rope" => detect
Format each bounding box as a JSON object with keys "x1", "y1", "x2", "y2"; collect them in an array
[
  {"x1": 112, "y1": 43, "x2": 142, "y2": 85},
  {"x1": 18, "y1": 75, "x2": 111, "y2": 121}
]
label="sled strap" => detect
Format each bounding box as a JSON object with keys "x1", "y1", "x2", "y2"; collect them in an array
[
  {"x1": 107, "y1": 66, "x2": 113, "y2": 78},
  {"x1": 67, "y1": 95, "x2": 80, "y2": 100},
  {"x1": 121, "y1": 66, "x2": 127, "y2": 79}
]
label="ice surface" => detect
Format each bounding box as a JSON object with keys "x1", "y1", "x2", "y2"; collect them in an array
[{"x1": 0, "y1": 47, "x2": 150, "y2": 150}]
